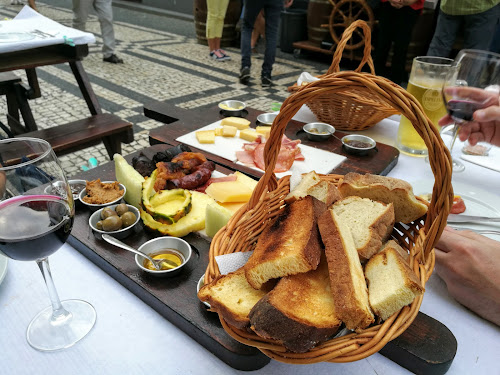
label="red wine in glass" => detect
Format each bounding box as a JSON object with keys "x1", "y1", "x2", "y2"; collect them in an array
[
  {"x1": 0, "y1": 195, "x2": 73, "y2": 261},
  {"x1": 446, "y1": 99, "x2": 485, "y2": 122}
]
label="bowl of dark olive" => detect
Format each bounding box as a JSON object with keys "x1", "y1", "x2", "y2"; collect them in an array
[
  {"x1": 219, "y1": 100, "x2": 246, "y2": 117},
  {"x1": 303, "y1": 122, "x2": 335, "y2": 141},
  {"x1": 44, "y1": 179, "x2": 86, "y2": 203},
  {"x1": 256, "y1": 112, "x2": 278, "y2": 126},
  {"x1": 135, "y1": 237, "x2": 192, "y2": 277},
  {"x1": 341, "y1": 134, "x2": 377, "y2": 156},
  {"x1": 89, "y1": 203, "x2": 140, "y2": 240}
]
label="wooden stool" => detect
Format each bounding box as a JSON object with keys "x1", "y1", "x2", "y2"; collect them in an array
[{"x1": 0, "y1": 71, "x2": 37, "y2": 135}]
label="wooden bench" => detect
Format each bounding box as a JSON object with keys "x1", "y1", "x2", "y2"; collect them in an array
[{"x1": 18, "y1": 113, "x2": 134, "y2": 159}]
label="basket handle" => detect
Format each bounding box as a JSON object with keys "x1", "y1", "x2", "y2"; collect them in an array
[
  {"x1": 326, "y1": 20, "x2": 375, "y2": 75},
  {"x1": 248, "y1": 72, "x2": 453, "y2": 261}
]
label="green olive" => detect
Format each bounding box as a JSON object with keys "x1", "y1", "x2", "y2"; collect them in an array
[
  {"x1": 115, "y1": 203, "x2": 129, "y2": 216},
  {"x1": 96, "y1": 220, "x2": 103, "y2": 230},
  {"x1": 120, "y1": 211, "x2": 137, "y2": 227},
  {"x1": 101, "y1": 215, "x2": 123, "y2": 231},
  {"x1": 101, "y1": 207, "x2": 118, "y2": 220}
]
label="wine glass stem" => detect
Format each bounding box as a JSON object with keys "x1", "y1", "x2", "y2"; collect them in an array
[
  {"x1": 36, "y1": 257, "x2": 72, "y2": 323},
  {"x1": 449, "y1": 124, "x2": 460, "y2": 152}
]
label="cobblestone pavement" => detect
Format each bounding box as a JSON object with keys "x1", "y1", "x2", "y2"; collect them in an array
[{"x1": 0, "y1": 1, "x2": 332, "y2": 177}]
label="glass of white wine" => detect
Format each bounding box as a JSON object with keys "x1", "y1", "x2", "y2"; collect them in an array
[{"x1": 396, "y1": 56, "x2": 453, "y2": 157}]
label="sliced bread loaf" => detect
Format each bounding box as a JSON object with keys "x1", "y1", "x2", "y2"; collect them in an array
[
  {"x1": 365, "y1": 242, "x2": 424, "y2": 321},
  {"x1": 332, "y1": 196, "x2": 395, "y2": 260},
  {"x1": 197, "y1": 267, "x2": 268, "y2": 329},
  {"x1": 285, "y1": 171, "x2": 341, "y2": 206},
  {"x1": 338, "y1": 173, "x2": 428, "y2": 224},
  {"x1": 318, "y1": 208, "x2": 375, "y2": 331},
  {"x1": 244, "y1": 196, "x2": 323, "y2": 290},
  {"x1": 249, "y1": 256, "x2": 341, "y2": 353}
]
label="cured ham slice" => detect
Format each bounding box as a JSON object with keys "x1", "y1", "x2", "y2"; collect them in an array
[
  {"x1": 195, "y1": 175, "x2": 238, "y2": 193},
  {"x1": 235, "y1": 134, "x2": 304, "y2": 173}
]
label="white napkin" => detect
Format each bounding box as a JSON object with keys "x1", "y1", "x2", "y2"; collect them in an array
[
  {"x1": 460, "y1": 146, "x2": 500, "y2": 172},
  {"x1": 297, "y1": 72, "x2": 320, "y2": 86},
  {"x1": 215, "y1": 251, "x2": 253, "y2": 275}
]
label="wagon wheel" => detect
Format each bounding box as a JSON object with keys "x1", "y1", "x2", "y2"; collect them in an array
[{"x1": 329, "y1": 0, "x2": 374, "y2": 50}]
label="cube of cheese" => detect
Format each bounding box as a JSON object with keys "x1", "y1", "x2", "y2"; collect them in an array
[
  {"x1": 196, "y1": 130, "x2": 215, "y2": 144},
  {"x1": 214, "y1": 127, "x2": 223, "y2": 136},
  {"x1": 256, "y1": 126, "x2": 271, "y2": 138},
  {"x1": 205, "y1": 180, "x2": 254, "y2": 203},
  {"x1": 221, "y1": 117, "x2": 251, "y2": 130},
  {"x1": 239, "y1": 129, "x2": 260, "y2": 142},
  {"x1": 222, "y1": 125, "x2": 237, "y2": 137}
]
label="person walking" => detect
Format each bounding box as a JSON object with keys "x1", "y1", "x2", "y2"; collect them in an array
[
  {"x1": 427, "y1": 0, "x2": 500, "y2": 58},
  {"x1": 206, "y1": 0, "x2": 231, "y2": 61},
  {"x1": 72, "y1": 0, "x2": 124, "y2": 64},
  {"x1": 239, "y1": 0, "x2": 293, "y2": 87},
  {"x1": 373, "y1": 0, "x2": 425, "y2": 85}
]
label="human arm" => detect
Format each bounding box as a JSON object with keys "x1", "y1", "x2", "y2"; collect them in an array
[
  {"x1": 388, "y1": 0, "x2": 420, "y2": 8},
  {"x1": 438, "y1": 86, "x2": 500, "y2": 146},
  {"x1": 284, "y1": 0, "x2": 293, "y2": 8},
  {"x1": 434, "y1": 227, "x2": 500, "y2": 326}
]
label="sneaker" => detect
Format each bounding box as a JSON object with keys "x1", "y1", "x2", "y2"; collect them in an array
[
  {"x1": 261, "y1": 75, "x2": 272, "y2": 87},
  {"x1": 239, "y1": 66, "x2": 251, "y2": 85},
  {"x1": 209, "y1": 49, "x2": 230, "y2": 62},
  {"x1": 217, "y1": 49, "x2": 231, "y2": 61},
  {"x1": 103, "y1": 54, "x2": 124, "y2": 64}
]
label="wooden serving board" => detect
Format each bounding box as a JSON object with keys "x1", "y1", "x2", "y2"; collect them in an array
[
  {"x1": 145, "y1": 104, "x2": 400, "y2": 177},
  {"x1": 68, "y1": 145, "x2": 456, "y2": 373}
]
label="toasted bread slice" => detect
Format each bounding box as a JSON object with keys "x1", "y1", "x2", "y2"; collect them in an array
[
  {"x1": 318, "y1": 208, "x2": 374, "y2": 331},
  {"x1": 332, "y1": 196, "x2": 395, "y2": 260},
  {"x1": 338, "y1": 173, "x2": 428, "y2": 224},
  {"x1": 285, "y1": 171, "x2": 341, "y2": 206},
  {"x1": 197, "y1": 268, "x2": 268, "y2": 329},
  {"x1": 379, "y1": 239, "x2": 409, "y2": 262},
  {"x1": 365, "y1": 243, "x2": 424, "y2": 321},
  {"x1": 249, "y1": 255, "x2": 341, "y2": 353},
  {"x1": 244, "y1": 196, "x2": 323, "y2": 290}
]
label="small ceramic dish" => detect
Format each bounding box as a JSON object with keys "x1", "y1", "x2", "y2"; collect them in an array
[
  {"x1": 197, "y1": 273, "x2": 211, "y2": 308},
  {"x1": 89, "y1": 203, "x2": 141, "y2": 240},
  {"x1": 256, "y1": 112, "x2": 278, "y2": 126},
  {"x1": 303, "y1": 122, "x2": 335, "y2": 141},
  {"x1": 79, "y1": 181, "x2": 126, "y2": 211},
  {"x1": 44, "y1": 179, "x2": 87, "y2": 203},
  {"x1": 135, "y1": 237, "x2": 192, "y2": 277},
  {"x1": 218, "y1": 100, "x2": 246, "y2": 117},
  {"x1": 341, "y1": 134, "x2": 377, "y2": 156}
]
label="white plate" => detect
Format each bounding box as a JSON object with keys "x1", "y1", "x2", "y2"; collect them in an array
[
  {"x1": 176, "y1": 120, "x2": 346, "y2": 179},
  {"x1": 0, "y1": 32, "x2": 35, "y2": 43},
  {"x1": 410, "y1": 179, "x2": 500, "y2": 240},
  {"x1": 0, "y1": 254, "x2": 8, "y2": 286}
]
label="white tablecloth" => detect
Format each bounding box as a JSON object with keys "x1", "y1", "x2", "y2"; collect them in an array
[
  {"x1": 0, "y1": 6, "x2": 95, "y2": 53},
  {"x1": 1, "y1": 111, "x2": 500, "y2": 375}
]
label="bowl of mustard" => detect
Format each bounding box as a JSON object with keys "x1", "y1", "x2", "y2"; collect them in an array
[{"x1": 135, "y1": 237, "x2": 192, "y2": 277}]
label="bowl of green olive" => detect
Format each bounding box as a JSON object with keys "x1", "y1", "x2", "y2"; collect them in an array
[{"x1": 89, "y1": 203, "x2": 141, "y2": 240}]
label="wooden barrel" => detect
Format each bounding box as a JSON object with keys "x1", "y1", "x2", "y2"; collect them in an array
[
  {"x1": 307, "y1": 0, "x2": 333, "y2": 47},
  {"x1": 194, "y1": 0, "x2": 242, "y2": 47}
]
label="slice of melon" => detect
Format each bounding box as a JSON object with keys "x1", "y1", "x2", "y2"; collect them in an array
[{"x1": 114, "y1": 154, "x2": 145, "y2": 208}]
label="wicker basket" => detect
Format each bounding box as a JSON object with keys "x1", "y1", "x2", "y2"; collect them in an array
[
  {"x1": 205, "y1": 71, "x2": 454, "y2": 364},
  {"x1": 288, "y1": 20, "x2": 399, "y2": 131}
]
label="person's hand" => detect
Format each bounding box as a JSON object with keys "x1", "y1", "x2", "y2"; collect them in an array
[
  {"x1": 284, "y1": 0, "x2": 293, "y2": 8},
  {"x1": 388, "y1": 0, "x2": 418, "y2": 8},
  {"x1": 438, "y1": 87, "x2": 500, "y2": 147},
  {"x1": 434, "y1": 226, "x2": 500, "y2": 326}
]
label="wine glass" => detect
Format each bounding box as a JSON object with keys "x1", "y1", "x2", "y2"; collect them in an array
[
  {"x1": 441, "y1": 49, "x2": 500, "y2": 172},
  {"x1": 0, "y1": 137, "x2": 96, "y2": 351}
]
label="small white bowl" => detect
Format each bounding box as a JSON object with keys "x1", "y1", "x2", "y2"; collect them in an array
[
  {"x1": 303, "y1": 122, "x2": 335, "y2": 141},
  {"x1": 79, "y1": 181, "x2": 126, "y2": 211},
  {"x1": 135, "y1": 237, "x2": 192, "y2": 277},
  {"x1": 44, "y1": 179, "x2": 87, "y2": 203},
  {"x1": 257, "y1": 112, "x2": 278, "y2": 126},
  {"x1": 89, "y1": 204, "x2": 141, "y2": 240}
]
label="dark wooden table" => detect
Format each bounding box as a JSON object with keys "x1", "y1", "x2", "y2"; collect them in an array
[
  {"x1": 0, "y1": 43, "x2": 132, "y2": 158},
  {"x1": 144, "y1": 102, "x2": 400, "y2": 177}
]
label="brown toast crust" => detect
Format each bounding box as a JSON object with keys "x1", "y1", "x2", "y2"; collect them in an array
[
  {"x1": 244, "y1": 196, "x2": 322, "y2": 289},
  {"x1": 249, "y1": 257, "x2": 340, "y2": 353},
  {"x1": 318, "y1": 209, "x2": 374, "y2": 331}
]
